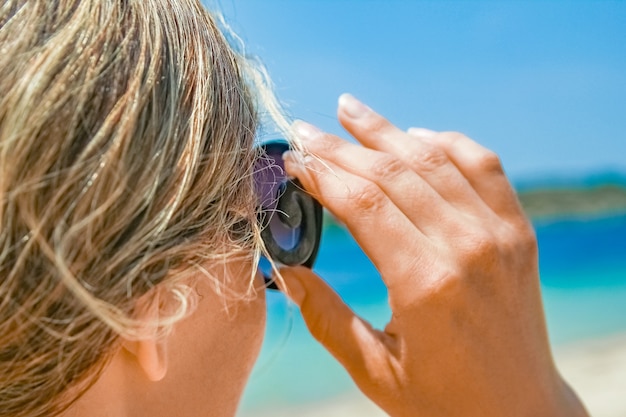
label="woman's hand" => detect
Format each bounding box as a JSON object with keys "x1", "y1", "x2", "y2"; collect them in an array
[{"x1": 279, "y1": 94, "x2": 589, "y2": 417}]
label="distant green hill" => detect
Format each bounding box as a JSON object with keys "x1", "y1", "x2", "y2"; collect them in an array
[
  {"x1": 515, "y1": 171, "x2": 626, "y2": 220},
  {"x1": 518, "y1": 184, "x2": 626, "y2": 220}
]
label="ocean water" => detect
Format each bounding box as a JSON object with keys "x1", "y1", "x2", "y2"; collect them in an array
[{"x1": 240, "y1": 213, "x2": 626, "y2": 411}]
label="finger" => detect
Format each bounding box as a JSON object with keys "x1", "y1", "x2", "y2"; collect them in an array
[
  {"x1": 292, "y1": 121, "x2": 458, "y2": 233},
  {"x1": 282, "y1": 149, "x2": 432, "y2": 291},
  {"x1": 419, "y1": 131, "x2": 526, "y2": 222},
  {"x1": 336, "y1": 94, "x2": 490, "y2": 215},
  {"x1": 277, "y1": 266, "x2": 401, "y2": 397}
]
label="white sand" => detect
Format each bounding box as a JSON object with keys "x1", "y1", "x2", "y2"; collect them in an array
[
  {"x1": 240, "y1": 333, "x2": 626, "y2": 417},
  {"x1": 555, "y1": 334, "x2": 626, "y2": 417}
]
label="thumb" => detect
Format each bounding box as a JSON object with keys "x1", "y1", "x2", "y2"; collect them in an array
[{"x1": 278, "y1": 266, "x2": 399, "y2": 396}]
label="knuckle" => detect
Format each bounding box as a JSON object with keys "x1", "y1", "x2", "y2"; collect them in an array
[
  {"x1": 494, "y1": 223, "x2": 539, "y2": 282},
  {"x1": 420, "y1": 266, "x2": 465, "y2": 305},
  {"x1": 507, "y1": 222, "x2": 538, "y2": 258},
  {"x1": 457, "y1": 229, "x2": 500, "y2": 270},
  {"x1": 407, "y1": 145, "x2": 448, "y2": 172},
  {"x1": 473, "y1": 150, "x2": 504, "y2": 175},
  {"x1": 349, "y1": 181, "x2": 385, "y2": 213},
  {"x1": 521, "y1": 227, "x2": 539, "y2": 254},
  {"x1": 369, "y1": 155, "x2": 406, "y2": 181}
]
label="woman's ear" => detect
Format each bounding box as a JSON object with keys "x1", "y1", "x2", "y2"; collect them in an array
[{"x1": 122, "y1": 290, "x2": 169, "y2": 382}]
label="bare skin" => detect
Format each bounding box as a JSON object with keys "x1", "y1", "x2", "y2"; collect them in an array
[
  {"x1": 62, "y1": 261, "x2": 266, "y2": 417},
  {"x1": 279, "y1": 94, "x2": 590, "y2": 417}
]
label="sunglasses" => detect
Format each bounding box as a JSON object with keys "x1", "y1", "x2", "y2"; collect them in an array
[{"x1": 254, "y1": 140, "x2": 323, "y2": 289}]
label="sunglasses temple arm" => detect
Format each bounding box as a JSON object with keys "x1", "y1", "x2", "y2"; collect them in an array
[{"x1": 263, "y1": 273, "x2": 280, "y2": 290}]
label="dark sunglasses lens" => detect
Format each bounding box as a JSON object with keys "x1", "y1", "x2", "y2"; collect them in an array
[
  {"x1": 255, "y1": 141, "x2": 323, "y2": 289},
  {"x1": 268, "y1": 197, "x2": 301, "y2": 250},
  {"x1": 257, "y1": 142, "x2": 301, "y2": 250},
  {"x1": 254, "y1": 144, "x2": 285, "y2": 211}
]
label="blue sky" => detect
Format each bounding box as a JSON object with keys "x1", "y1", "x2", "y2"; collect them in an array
[{"x1": 209, "y1": 0, "x2": 626, "y2": 182}]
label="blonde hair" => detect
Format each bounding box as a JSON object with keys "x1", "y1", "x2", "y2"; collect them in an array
[{"x1": 0, "y1": 1, "x2": 287, "y2": 415}]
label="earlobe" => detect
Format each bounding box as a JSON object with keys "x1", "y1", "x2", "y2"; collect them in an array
[
  {"x1": 133, "y1": 335, "x2": 168, "y2": 382},
  {"x1": 122, "y1": 290, "x2": 169, "y2": 382}
]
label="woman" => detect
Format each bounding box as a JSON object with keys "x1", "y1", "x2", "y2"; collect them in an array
[{"x1": 0, "y1": 1, "x2": 589, "y2": 416}]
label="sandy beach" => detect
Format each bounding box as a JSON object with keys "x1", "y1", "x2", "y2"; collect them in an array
[
  {"x1": 555, "y1": 333, "x2": 626, "y2": 417},
  {"x1": 241, "y1": 333, "x2": 626, "y2": 417}
]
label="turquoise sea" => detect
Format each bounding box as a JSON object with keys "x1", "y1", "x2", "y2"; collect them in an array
[{"x1": 240, "y1": 213, "x2": 626, "y2": 411}]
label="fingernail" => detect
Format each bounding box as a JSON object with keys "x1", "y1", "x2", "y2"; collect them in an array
[
  {"x1": 282, "y1": 150, "x2": 295, "y2": 163},
  {"x1": 293, "y1": 120, "x2": 322, "y2": 142},
  {"x1": 282, "y1": 150, "x2": 305, "y2": 172},
  {"x1": 407, "y1": 127, "x2": 437, "y2": 141},
  {"x1": 282, "y1": 150, "x2": 299, "y2": 169},
  {"x1": 277, "y1": 268, "x2": 306, "y2": 306},
  {"x1": 339, "y1": 93, "x2": 370, "y2": 119}
]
